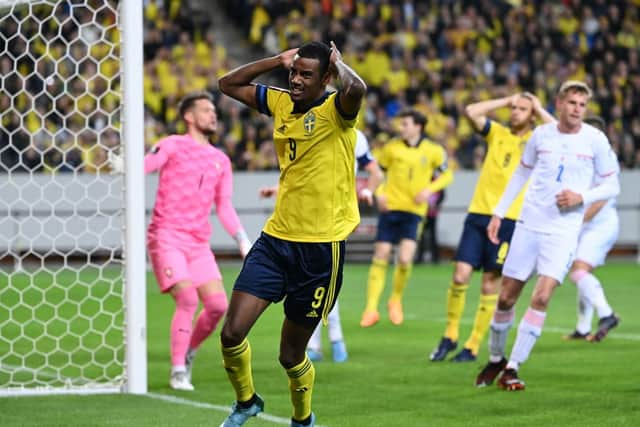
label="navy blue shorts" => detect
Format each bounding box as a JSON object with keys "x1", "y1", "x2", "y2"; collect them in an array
[
  {"x1": 233, "y1": 232, "x2": 345, "y2": 328},
  {"x1": 375, "y1": 211, "x2": 423, "y2": 243},
  {"x1": 454, "y1": 213, "x2": 516, "y2": 272}
]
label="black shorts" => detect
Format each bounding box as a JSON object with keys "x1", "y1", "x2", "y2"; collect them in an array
[
  {"x1": 375, "y1": 211, "x2": 423, "y2": 243},
  {"x1": 454, "y1": 213, "x2": 516, "y2": 272},
  {"x1": 233, "y1": 232, "x2": 345, "y2": 328}
]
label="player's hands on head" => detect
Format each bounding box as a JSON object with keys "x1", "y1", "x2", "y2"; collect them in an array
[
  {"x1": 279, "y1": 48, "x2": 299, "y2": 69},
  {"x1": 487, "y1": 215, "x2": 502, "y2": 245},
  {"x1": 522, "y1": 91, "x2": 542, "y2": 111},
  {"x1": 329, "y1": 41, "x2": 342, "y2": 76}
]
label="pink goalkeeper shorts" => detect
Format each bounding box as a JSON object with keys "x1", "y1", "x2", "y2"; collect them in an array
[{"x1": 147, "y1": 230, "x2": 222, "y2": 293}]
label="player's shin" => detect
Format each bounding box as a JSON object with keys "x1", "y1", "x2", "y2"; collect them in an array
[
  {"x1": 222, "y1": 338, "x2": 256, "y2": 402},
  {"x1": 286, "y1": 355, "x2": 315, "y2": 423},
  {"x1": 390, "y1": 263, "x2": 412, "y2": 302},
  {"x1": 364, "y1": 259, "x2": 388, "y2": 312},
  {"x1": 573, "y1": 270, "x2": 613, "y2": 319},
  {"x1": 190, "y1": 292, "x2": 228, "y2": 349},
  {"x1": 444, "y1": 282, "x2": 469, "y2": 341},
  {"x1": 576, "y1": 291, "x2": 594, "y2": 334},
  {"x1": 507, "y1": 308, "x2": 546, "y2": 370},
  {"x1": 488, "y1": 307, "x2": 515, "y2": 362},
  {"x1": 171, "y1": 287, "x2": 199, "y2": 370},
  {"x1": 465, "y1": 293, "x2": 497, "y2": 354}
]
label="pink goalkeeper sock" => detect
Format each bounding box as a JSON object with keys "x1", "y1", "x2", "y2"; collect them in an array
[
  {"x1": 189, "y1": 292, "x2": 228, "y2": 350},
  {"x1": 170, "y1": 286, "x2": 199, "y2": 367}
]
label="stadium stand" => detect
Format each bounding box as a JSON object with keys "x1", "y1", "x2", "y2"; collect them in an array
[{"x1": 2, "y1": 0, "x2": 639, "y2": 172}]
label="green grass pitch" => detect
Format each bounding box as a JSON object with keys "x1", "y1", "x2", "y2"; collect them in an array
[{"x1": 1, "y1": 261, "x2": 639, "y2": 426}]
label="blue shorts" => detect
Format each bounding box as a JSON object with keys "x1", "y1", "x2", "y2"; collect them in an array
[
  {"x1": 233, "y1": 232, "x2": 345, "y2": 328},
  {"x1": 454, "y1": 213, "x2": 516, "y2": 272},
  {"x1": 375, "y1": 211, "x2": 423, "y2": 243}
]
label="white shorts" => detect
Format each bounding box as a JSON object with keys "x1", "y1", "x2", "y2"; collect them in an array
[
  {"x1": 502, "y1": 225, "x2": 578, "y2": 284},
  {"x1": 575, "y1": 217, "x2": 619, "y2": 268}
]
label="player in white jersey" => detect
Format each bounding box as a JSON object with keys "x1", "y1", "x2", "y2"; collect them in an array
[
  {"x1": 475, "y1": 81, "x2": 620, "y2": 391},
  {"x1": 564, "y1": 116, "x2": 620, "y2": 342},
  {"x1": 259, "y1": 129, "x2": 383, "y2": 363}
]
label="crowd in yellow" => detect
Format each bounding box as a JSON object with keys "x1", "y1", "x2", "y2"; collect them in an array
[{"x1": 2, "y1": 0, "x2": 639, "y2": 173}]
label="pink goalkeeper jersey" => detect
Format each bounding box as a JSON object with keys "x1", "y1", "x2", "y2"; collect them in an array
[{"x1": 145, "y1": 134, "x2": 242, "y2": 243}]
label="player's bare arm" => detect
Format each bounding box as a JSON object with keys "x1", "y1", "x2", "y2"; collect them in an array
[
  {"x1": 359, "y1": 161, "x2": 384, "y2": 206},
  {"x1": 583, "y1": 199, "x2": 607, "y2": 223},
  {"x1": 218, "y1": 48, "x2": 298, "y2": 109},
  {"x1": 329, "y1": 41, "x2": 366, "y2": 117},
  {"x1": 464, "y1": 96, "x2": 514, "y2": 131}
]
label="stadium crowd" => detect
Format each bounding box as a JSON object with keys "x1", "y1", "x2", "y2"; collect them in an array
[{"x1": 1, "y1": 0, "x2": 639, "y2": 173}]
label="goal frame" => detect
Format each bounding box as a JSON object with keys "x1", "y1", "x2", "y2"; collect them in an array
[{"x1": 0, "y1": 0, "x2": 147, "y2": 396}]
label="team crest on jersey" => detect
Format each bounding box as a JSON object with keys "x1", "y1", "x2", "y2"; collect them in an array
[
  {"x1": 164, "y1": 268, "x2": 172, "y2": 278},
  {"x1": 303, "y1": 112, "x2": 316, "y2": 135},
  {"x1": 421, "y1": 156, "x2": 427, "y2": 166}
]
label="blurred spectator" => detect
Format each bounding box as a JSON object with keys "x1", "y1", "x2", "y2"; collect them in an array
[{"x1": 3, "y1": 0, "x2": 640, "y2": 173}]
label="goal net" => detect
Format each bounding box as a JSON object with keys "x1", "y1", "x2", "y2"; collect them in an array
[{"x1": 0, "y1": 0, "x2": 146, "y2": 395}]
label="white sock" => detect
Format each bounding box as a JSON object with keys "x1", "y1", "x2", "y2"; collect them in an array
[
  {"x1": 489, "y1": 307, "x2": 515, "y2": 363},
  {"x1": 575, "y1": 272, "x2": 613, "y2": 319},
  {"x1": 171, "y1": 365, "x2": 186, "y2": 375},
  {"x1": 575, "y1": 289, "x2": 594, "y2": 334},
  {"x1": 508, "y1": 307, "x2": 546, "y2": 370},
  {"x1": 307, "y1": 322, "x2": 322, "y2": 352},
  {"x1": 327, "y1": 302, "x2": 344, "y2": 343}
]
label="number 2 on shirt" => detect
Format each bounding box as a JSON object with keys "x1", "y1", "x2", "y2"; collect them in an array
[{"x1": 556, "y1": 164, "x2": 564, "y2": 182}]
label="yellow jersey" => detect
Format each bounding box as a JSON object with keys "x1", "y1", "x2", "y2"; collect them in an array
[
  {"x1": 256, "y1": 85, "x2": 359, "y2": 242},
  {"x1": 376, "y1": 137, "x2": 453, "y2": 216},
  {"x1": 468, "y1": 120, "x2": 530, "y2": 220}
]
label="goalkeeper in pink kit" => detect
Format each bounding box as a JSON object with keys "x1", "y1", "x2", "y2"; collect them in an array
[{"x1": 137, "y1": 91, "x2": 251, "y2": 391}]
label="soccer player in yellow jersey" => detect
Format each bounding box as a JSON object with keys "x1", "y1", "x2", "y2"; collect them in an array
[
  {"x1": 430, "y1": 93, "x2": 555, "y2": 362},
  {"x1": 360, "y1": 109, "x2": 453, "y2": 328},
  {"x1": 217, "y1": 41, "x2": 366, "y2": 427}
]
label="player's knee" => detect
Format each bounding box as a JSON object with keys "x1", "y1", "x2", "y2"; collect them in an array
[
  {"x1": 174, "y1": 287, "x2": 199, "y2": 314},
  {"x1": 278, "y1": 351, "x2": 304, "y2": 369},
  {"x1": 396, "y1": 259, "x2": 412, "y2": 269},
  {"x1": 220, "y1": 323, "x2": 246, "y2": 347},
  {"x1": 452, "y1": 271, "x2": 470, "y2": 285},
  {"x1": 570, "y1": 269, "x2": 588, "y2": 284},
  {"x1": 530, "y1": 294, "x2": 550, "y2": 311},
  {"x1": 203, "y1": 293, "x2": 228, "y2": 319},
  {"x1": 497, "y1": 293, "x2": 518, "y2": 310}
]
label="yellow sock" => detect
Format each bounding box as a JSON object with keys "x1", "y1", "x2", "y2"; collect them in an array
[
  {"x1": 464, "y1": 293, "x2": 498, "y2": 354},
  {"x1": 389, "y1": 263, "x2": 412, "y2": 302},
  {"x1": 286, "y1": 355, "x2": 315, "y2": 422},
  {"x1": 444, "y1": 282, "x2": 469, "y2": 342},
  {"x1": 221, "y1": 338, "x2": 255, "y2": 403},
  {"x1": 365, "y1": 259, "x2": 388, "y2": 312}
]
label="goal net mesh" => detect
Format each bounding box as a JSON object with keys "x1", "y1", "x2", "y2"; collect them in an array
[{"x1": 0, "y1": 0, "x2": 126, "y2": 394}]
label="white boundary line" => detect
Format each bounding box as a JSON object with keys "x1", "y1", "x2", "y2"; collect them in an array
[{"x1": 145, "y1": 392, "x2": 328, "y2": 427}]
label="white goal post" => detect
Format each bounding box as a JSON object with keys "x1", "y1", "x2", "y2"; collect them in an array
[{"x1": 0, "y1": 0, "x2": 146, "y2": 395}]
